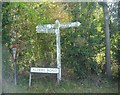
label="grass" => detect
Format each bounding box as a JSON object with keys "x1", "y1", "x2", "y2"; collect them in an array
[{"x1": 2, "y1": 76, "x2": 118, "y2": 93}]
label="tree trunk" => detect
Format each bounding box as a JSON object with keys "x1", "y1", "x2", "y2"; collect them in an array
[{"x1": 103, "y1": 2, "x2": 112, "y2": 79}]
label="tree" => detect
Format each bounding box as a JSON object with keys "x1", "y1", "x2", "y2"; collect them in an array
[
  {"x1": 102, "y1": 1, "x2": 112, "y2": 79},
  {"x1": 61, "y1": 2, "x2": 104, "y2": 79}
]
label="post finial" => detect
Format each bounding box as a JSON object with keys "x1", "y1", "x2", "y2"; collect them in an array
[{"x1": 55, "y1": 20, "x2": 60, "y2": 28}]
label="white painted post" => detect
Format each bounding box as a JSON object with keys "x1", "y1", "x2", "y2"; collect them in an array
[
  {"x1": 29, "y1": 73, "x2": 32, "y2": 87},
  {"x1": 55, "y1": 20, "x2": 61, "y2": 83}
]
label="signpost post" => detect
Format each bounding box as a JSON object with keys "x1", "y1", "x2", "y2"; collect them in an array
[
  {"x1": 29, "y1": 20, "x2": 80, "y2": 86},
  {"x1": 12, "y1": 44, "x2": 17, "y2": 85}
]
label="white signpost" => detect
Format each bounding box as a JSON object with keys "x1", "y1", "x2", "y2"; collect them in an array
[{"x1": 29, "y1": 20, "x2": 80, "y2": 86}]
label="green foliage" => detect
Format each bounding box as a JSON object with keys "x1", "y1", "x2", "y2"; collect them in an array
[
  {"x1": 61, "y1": 3, "x2": 104, "y2": 78},
  {"x1": 109, "y1": 2, "x2": 119, "y2": 64},
  {"x1": 2, "y1": 2, "x2": 119, "y2": 80},
  {"x1": 2, "y1": 45, "x2": 13, "y2": 80}
]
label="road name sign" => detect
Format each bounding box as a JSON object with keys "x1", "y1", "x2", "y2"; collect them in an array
[{"x1": 30, "y1": 67, "x2": 59, "y2": 74}]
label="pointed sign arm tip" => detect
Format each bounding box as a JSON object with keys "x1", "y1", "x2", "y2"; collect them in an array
[{"x1": 77, "y1": 22, "x2": 81, "y2": 26}]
